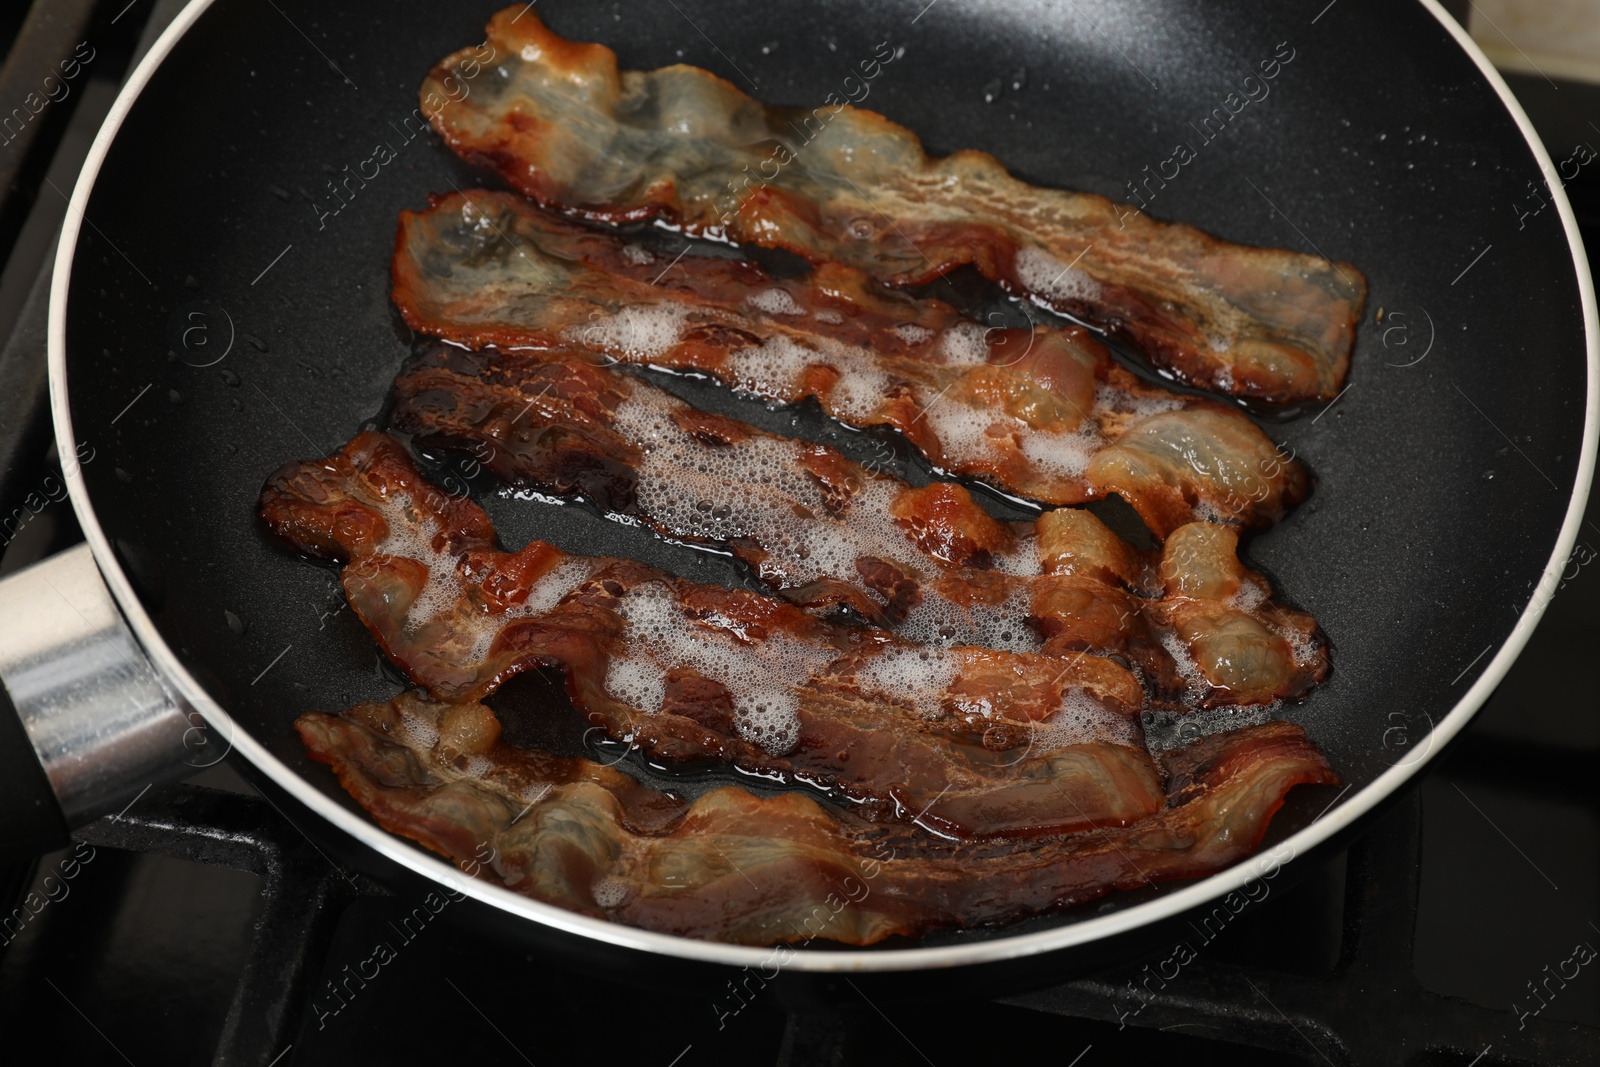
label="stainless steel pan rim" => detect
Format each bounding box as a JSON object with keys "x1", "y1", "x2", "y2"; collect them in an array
[{"x1": 46, "y1": 0, "x2": 1600, "y2": 972}]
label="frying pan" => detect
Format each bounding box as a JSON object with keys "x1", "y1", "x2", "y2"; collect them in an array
[{"x1": 0, "y1": 0, "x2": 1593, "y2": 990}]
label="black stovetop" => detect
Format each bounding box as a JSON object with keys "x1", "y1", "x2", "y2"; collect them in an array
[{"x1": 0, "y1": 2, "x2": 1596, "y2": 1064}]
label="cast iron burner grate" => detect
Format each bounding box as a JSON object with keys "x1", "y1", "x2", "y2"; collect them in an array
[
  {"x1": 69, "y1": 785, "x2": 373, "y2": 1066},
  {"x1": 35, "y1": 782, "x2": 1598, "y2": 1066}
]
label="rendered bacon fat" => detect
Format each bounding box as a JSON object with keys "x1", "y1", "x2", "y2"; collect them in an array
[
  {"x1": 260, "y1": 431, "x2": 1169, "y2": 839},
  {"x1": 297, "y1": 692, "x2": 1338, "y2": 944},
  {"x1": 422, "y1": 9, "x2": 1365, "y2": 404},
  {"x1": 394, "y1": 345, "x2": 1327, "y2": 705},
  {"x1": 392, "y1": 190, "x2": 1309, "y2": 537}
]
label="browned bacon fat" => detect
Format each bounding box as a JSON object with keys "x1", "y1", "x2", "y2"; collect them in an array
[
  {"x1": 260, "y1": 431, "x2": 1171, "y2": 839},
  {"x1": 392, "y1": 190, "x2": 1309, "y2": 536},
  {"x1": 393, "y1": 345, "x2": 1327, "y2": 705},
  {"x1": 1039, "y1": 510, "x2": 1325, "y2": 706},
  {"x1": 297, "y1": 692, "x2": 1338, "y2": 944},
  {"x1": 422, "y1": 9, "x2": 1365, "y2": 405}
]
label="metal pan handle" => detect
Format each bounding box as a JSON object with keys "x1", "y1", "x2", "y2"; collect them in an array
[{"x1": 0, "y1": 544, "x2": 195, "y2": 856}]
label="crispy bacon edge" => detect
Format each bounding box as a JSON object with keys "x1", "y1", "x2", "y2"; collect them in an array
[
  {"x1": 389, "y1": 190, "x2": 1312, "y2": 536},
  {"x1": 260, "y1": 430, "x2": 1177, "y2": 840},
  {"x1": 296, "y1": 691, "x2": 1338, "y2": 945},
  {"x1": 422, "y1": 7, "x2": 1366, "y2": 405},
  {"x1": 391, "y1": 344, "x2": 1328, "y2": 706}
]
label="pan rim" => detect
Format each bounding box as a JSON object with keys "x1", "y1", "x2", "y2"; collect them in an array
[{"x1": 46, "y1": 0, "x2": 1600, "y2": 971}]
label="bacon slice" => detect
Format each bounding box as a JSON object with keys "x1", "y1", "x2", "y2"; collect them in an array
[
  {"x1": 393, "y1": 344, "x2": 1326, "y2": 705},
  {"x1": 422, "y1": 8, "x2": 1365, "y2": 405},
  {"x1": 391, "y1": 190, "x2": 1309, "y2": 537},
  {"x1": 1037, "y1": 510, "x2": 1326, "y2": 706},
  {"x1": 260, "y1": 431, "x2": 1170, "y2": 839},
  {"x1": 296, "y1": 691, "x2": 1338, "y2": 944},
  {"x1": 393, "y1": 344, "x2": 1027, "y2": 631},
  {"x1": 1152, "y1": 522, "x2": 1325, "y2": 704}
]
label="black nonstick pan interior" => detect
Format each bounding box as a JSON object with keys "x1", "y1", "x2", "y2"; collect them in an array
[{"x1": 56, "y1": 0, "x2": 1592, "y2": 956}]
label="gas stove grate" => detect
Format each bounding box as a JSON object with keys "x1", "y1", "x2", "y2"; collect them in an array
[
  {"x1": 72, "y1": 785, "x2": 376, "y2": 1067},
  {"x1": 48, "y1": 780, "x2": 1600, "y2": 1066},
  {"x1": 1004, "y1": 789, "x2": 1600, "y2": 1066}
]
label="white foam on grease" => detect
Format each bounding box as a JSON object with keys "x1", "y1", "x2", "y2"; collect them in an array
[
  {"x1": 515, "y1": 781, "x2": 552, "y2": 805},
  {"x1": 590, "y1": 877, "x2": 630, "y2": 909},
  {"x1": 831, "y1": 364, "x2": 894, "y2": 424},
  {"x1": 1014, "y1": 245, "x2": 1102, "y2": 304},
  {"x1": 920, "y1": 399, "x2": 1102, "y2": 484},
  {"x1": 611, "y1": 389, "x2": 1055, "y2": 657},
  {"x1": 853, "y1": 646, "x2": 960, "y2": 717},
  {"x1": 603, "y1": 655, "x2": 667, "y2": 714},
  {"x1": 894, "y1": 323, "x2": 934, "y2": 347},
  {"x1": 899, "y1": 588, "x2": 1041, "y2": 654},
  {"x1": 374, "y1": 494, "x2": 459, "y2": 630},
  {"x1": 1159, "y1": 628, "x2": 1208, "y2": 697},
  {"x1": 394, "y1": 702, "x2": 441, "y2": 753},
  {"x1": 1018, "y1": 425, "x2": 1103, "y2": 481},
  {"x1": 612, "y1": 392, "x2": 933, "y2": 588},
  {"x1": 708, "y1": 313, "x2": 1107, "y2": 509},
  {"x1": 574, "y1": 305, "x2": 1079, "y2": 505},
  {"x1": 1230, "y1": 578, "x2": 1268, "y2": 612},
  {"x1": 1036, "y1": 688, "x2": 1138, "y2": 748},
  {"x1": 621, "y1": 244, "x2": 656, "y2": 266},
  {"x1": 375, "y1": 495, "x2": 591, "y2": 664},
  {"x1": 568, "y1": 304, "x2": 692, "y2": 361},
  {"x1": 937, "y1": 320, "x2": 991, "y2": 365},
  {"x1": 603, "y1": 585, "x2": 836, "y2": 756},
  {"x1": 722, "y1": 334, "x2": 814, "y2": 403},
  {"x1": 746, "y1": 287, "x2": 806, "y2": 316},
  {"x1": 918, "y1": 402, "x2": 1001, "y2": 468},
  {"x1": 719, "y1": 331, "x2": 896, "y2": 425},
  {"x1": 1265, "y1": 617, "x2": 1318, "y2": 669},
  {"x1": 1094, "y1": 383, "x2": 1184, "y2": 419},
  {"x1": 499, "y1": 558, "x2": 592, "y2": 621},
  {"x1": 993, "y1": 536, "x2": 1042, "y2": 577},
  {"x1": 815, "y1": 309, "x2": 844, "y2": 325}
]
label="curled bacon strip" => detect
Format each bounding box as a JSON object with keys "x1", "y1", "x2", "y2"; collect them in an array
[
  {"x1": 1036, "y1": 510, "x2": 1326, "y2": 706},
  {"x1": 261, "y1": 431, "x2": 1169, "y2": 839},
  {"x1": 393, "y1": 345, "x2": 1326, "y2": 705},
  {"x1": 391, "y1": 191, "x2": 1309, "y2": 537},
  {"x1": 297, "y1": 692, "x2": 1338, "y2": 945},
  {"x1": 392, "y1": 342, "x2": 1038, "y2": 626},
  {"x1": 422, "y1": 8, "x2": 1365, "y2": 404},
  {"x1": 1151, "y1": 522, "x2": 1325, "y2": 704}
]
